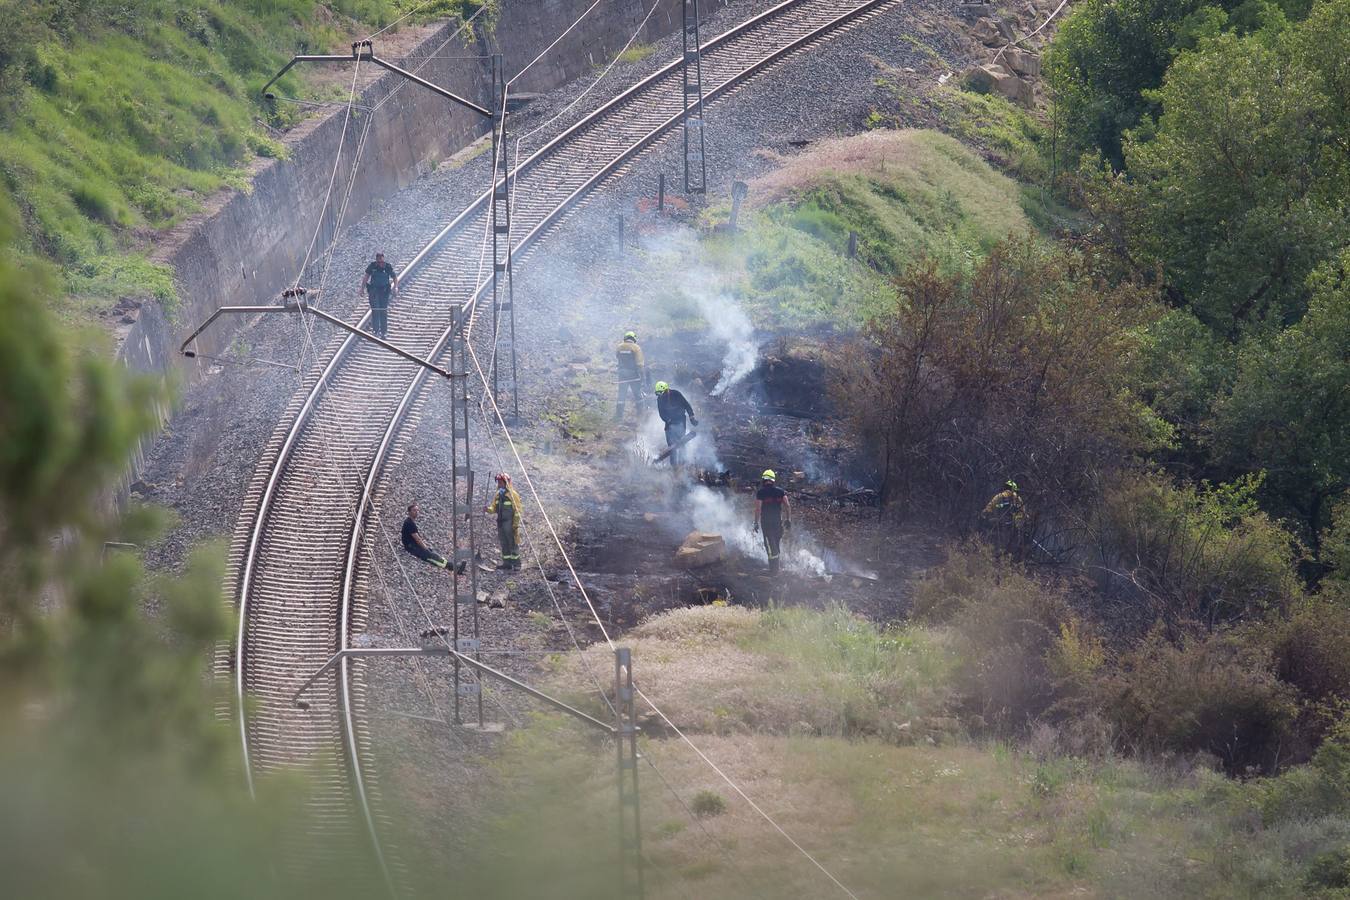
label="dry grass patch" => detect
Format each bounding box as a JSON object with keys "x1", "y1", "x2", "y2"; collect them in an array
[{"x1": 558, "y1": 605, "x2": 958, "y2": 739}]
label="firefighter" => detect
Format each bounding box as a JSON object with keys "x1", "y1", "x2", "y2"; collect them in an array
[
  {"x1": 753, "y1": 469, "x2": 791, "y2": 574},
  {"x1": 401, "y1": 503, "x2": 448, "y2": 569},
  {"x1": 654, "y1": 381, "x2": 697, "y2": 465},
  {"x1": 484, "y1": 473, "x2": 523, "y2": 570},
  {"x1": 982, "y1": 479, "x2": 1026, "y2": 554},
  {"x1": 614, "y1": 330, "x2": 647, "y2": 420}
]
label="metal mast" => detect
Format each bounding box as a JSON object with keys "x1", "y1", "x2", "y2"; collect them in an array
[
  {"x1": 681, "y1": 0, "x2": 708, "y2": 194},
  {"x1": 489, "y1": 53, "x2": 520, "y2": 422},
  {"x1": 448, "y1": 306, "x2": 485, "y2": 726}
]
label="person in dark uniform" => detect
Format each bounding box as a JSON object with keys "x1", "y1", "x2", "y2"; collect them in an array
[
  {"x1": 614, "y1": 330, "x2": 647, "y2": 420},
  {"x1": 654, "y1": 381, "x2": 697, "y2": 465},
  {"x1": 752, "y1": 469, "x2": 791, "y2": 574},
  {"x1": 361, "y1": 251, "x2": 398, "y2": 339},
  {"x1": 401, "y1": 503, "x2": 448, "y2": 569},
  {"x1": 484, "y1": 473, "x2": 522, "y2": 570}
]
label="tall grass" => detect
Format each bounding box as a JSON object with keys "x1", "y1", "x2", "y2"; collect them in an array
[
  {"x1": 697, "y1": 130, "x2": 1034, "y2": 327},
  {"x1": 0, "y1": 0, "x2": 420, "y2": 321}
]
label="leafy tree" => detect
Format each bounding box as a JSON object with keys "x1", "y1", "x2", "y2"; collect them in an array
[
  {"x1": 833, "y1": 235, "x2": 1162, "y2": 522},
  {"x1": 0, "y1": 197, "x2": 375, "y2": 897},
  {"x1": 1112, "y1": 21, "x2": 1348, "y2": 338},
  {"x1": 1046, "y1": 0, "x2": 1310, "y2": 168},
  {"x1": 1213, "y1": 251, "x2": 1350, "y2": 555}
]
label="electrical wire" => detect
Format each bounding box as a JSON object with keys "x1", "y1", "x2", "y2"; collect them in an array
[
  {"x1": 460, "y1": 330, "x2": 861, "y2": 900},
  {"x1": 637, "y1": 687, "x2": 860, "y2": 900},
  {"x1": 991, "y1": 0, "x2": 1070, "y2": 65},
  {"x1": 290, "y1": 56, "x2": 365, "y2": 293},
  {"x1": 507, "y1": 0, "x2": 608, "y2": 87},
  {"x1": 512, "y1": 0, "x2": 664, "y2": 154}
]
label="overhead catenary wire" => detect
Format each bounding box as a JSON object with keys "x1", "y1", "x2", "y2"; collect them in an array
[
  {"x1": 289, "y1": 56, "x2": 365, "y2": 294},
  {"x1": 512, "y1": 0, "x2": 665, "y2": 153},
  {"x1": 507, "y1": 0, "x2": 608, "y2": 87},
  {"x1": 637, "y1": 687, "x2": 861, "y2": 900}
]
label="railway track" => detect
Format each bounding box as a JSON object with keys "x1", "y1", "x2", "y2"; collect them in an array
[{"x1": 223, "y1": 0, "x2": 897, "y2": 885}]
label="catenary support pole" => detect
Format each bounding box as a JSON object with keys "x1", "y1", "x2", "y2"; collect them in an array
[
  {"x1": 681, "y1": 0, "x2": 707, "y2": 194},
  {"x1": 615, "y1": 648, "x2": 646, "y2": 899}
]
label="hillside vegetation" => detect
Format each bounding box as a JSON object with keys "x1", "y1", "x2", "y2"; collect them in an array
[
  {"x1": 693, "y1": 129, "x2": 1032, "y2": 326},
  {"x1": 0, "y1": 0, "x2": 426, "y2": 338}
]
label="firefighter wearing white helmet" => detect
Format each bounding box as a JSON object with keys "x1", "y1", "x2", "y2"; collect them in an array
[{"x1": 753, "y1": 468, "x2": 791, "y2": 574}]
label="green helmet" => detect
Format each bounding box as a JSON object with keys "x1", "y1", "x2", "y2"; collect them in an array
[
  {"x1": 654, "y1": 381, "x2": 669, "y2": 394},
  {"x1": 624, "y1": 331, "x2": 637, "y2": 341},
  {"x1": 762, "y1": 469, "x2": 777, "y2": 482},
  {"x1": 1006, "y1": 480, "x2": 1019, "y2": 492}
]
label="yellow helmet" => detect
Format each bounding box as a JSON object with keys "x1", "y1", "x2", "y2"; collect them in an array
[
  {"x1": 624, "y1": 331, "x2": 637, "y2": 341},
  {"x1": 761, "y1": 469, "x2": 776, "y2": 482},
  {"x1": 654, "y1": 381, "x2": 669, "y2": 394}
]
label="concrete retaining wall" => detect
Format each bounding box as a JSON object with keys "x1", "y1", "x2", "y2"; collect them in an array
[{"x1": 124, "y1": 0, "x2": 706, "y2": 374}]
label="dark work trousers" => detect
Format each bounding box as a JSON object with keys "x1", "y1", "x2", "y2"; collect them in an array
[
  {"x1": 368, "y1": 289, "x2": 391, "y2": 338},
  {"x1": 497, "y1": 521, "x2": 520, "y2": 568},
  {"x1": 615, "y1": 378, "x2": 643, "y2": 419},
  {"x1": 762, "y1": 523, "x2": 784, "y2": 573},
  {"x1": 664, "y1": 419, "x2": 688, "y2": 465},
  {"x1": 404, "y1": 542, "x2": 447, "y2": 568}
]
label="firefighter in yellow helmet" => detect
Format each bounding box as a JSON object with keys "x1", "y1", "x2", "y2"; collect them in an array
[
  {"x1": 982, "y1": 479, "x2": 1025, "y2": 555},
  {"x1": 753, "y1": 469, "x2": 792, "y2": 574},
  {"x1": 484, "y1": 473, "x2": 523, "y2": 569},
  {"x1": 613, "y1": 330, "x2": 647, "y2": 420}
]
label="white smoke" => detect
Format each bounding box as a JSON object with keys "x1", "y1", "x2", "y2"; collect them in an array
[
  {"x1": 699, "y1": 294, "x2": 757, "y2": 397},
  {"x1": 643, "y1": 230, "x2": 759, "y2": 396},
  {"x1": 684, "y1": 483, "x2": 830, "y2": 578},
  {"x1": 632, "y1": 406, "x2": 722, "y2": 471}
]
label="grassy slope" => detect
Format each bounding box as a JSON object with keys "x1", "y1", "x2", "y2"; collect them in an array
[
  {"x1": 690, "y1": 129, "x2": 1033, "y2": 328},
  {"x1": 435, "y1": 607, "x2": 1350, "y2": 899},
  {"x1": 0, "y1": 0, "x2": 405, "y2": 338}
]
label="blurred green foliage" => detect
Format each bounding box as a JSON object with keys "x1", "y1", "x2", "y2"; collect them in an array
[
  {"x1": 0, "y1": 191, "x2": 376, "y2": 897},
  {"x1": 1046, "y1": 0, "x2": 1350, "y2": 557}
]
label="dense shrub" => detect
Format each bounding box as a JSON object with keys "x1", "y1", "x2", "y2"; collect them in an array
[
  {"x1": 1085, "y1": 471, "x2": 1303, "y2": 633},
  {"x1": 916, "y1": 544, "x2": 1102, "y2": 732},
  {"x1": 1095, "y1": 629, "x2": 1298, "y2": 774},
  {"x1": 1267, "y1": 600, "x2": 1350, "y2": 754}
]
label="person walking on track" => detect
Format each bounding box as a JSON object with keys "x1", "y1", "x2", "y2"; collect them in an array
[
  {"x1": 753, "y1": 469, "x2": 791, "y2": 574},
  {"x1": 401, "y1": 503, "x2": 449, "y2": 569},
  {"x1": 484, "y1": 472, "x2": 523, "y2": 570},
  {"x1": 654, "y1": 381, "x2": 697, "y2": 465},
  {"x1": 362, "y1": 251, "x2": 398, "y2": 339},
  {"x1": 613, "y1": 330, "x2": 647, "y2": 420}
]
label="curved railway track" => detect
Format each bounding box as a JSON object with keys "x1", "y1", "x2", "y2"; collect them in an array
[{"x1": 223, "y1": 0, "x2": 898, "y2": 885}]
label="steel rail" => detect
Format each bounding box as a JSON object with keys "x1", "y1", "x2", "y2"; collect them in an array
[{"x1": 227, "y1": 0, "x2": 897, "y2": 887}]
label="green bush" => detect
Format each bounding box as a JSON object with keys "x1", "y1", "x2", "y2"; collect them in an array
[
  {"x1": 1095, "y1": 629, "x2": 1298, "y2": 773},
  {"x1": 917, "y1": 544, "x2": 1100, "y2": 732},
  {"x1": 1089, "y1": 471, "x2": 1304, "y2": 632},
  {"x1": 1305, "y1": 845, "x2": 1350, "y2": 893},
  {"x1": 689, "y1": 790, "x2": 727, "y2": 818},
  {"x1": 1269, "y1": 601, "x2": 1350, "y2": 749}
]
